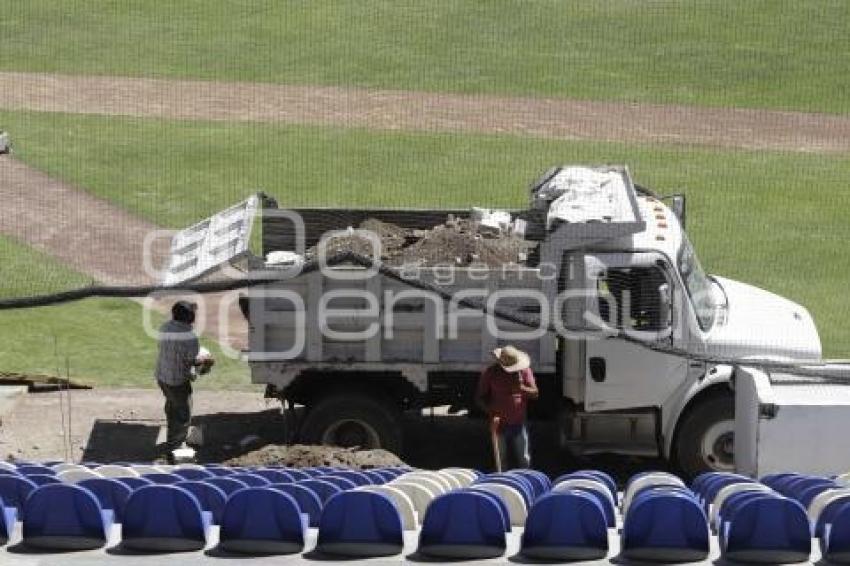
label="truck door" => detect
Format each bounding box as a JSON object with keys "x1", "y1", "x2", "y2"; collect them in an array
[{"x1": 582, "y1": 253, "x2": 688, "y2": 412}]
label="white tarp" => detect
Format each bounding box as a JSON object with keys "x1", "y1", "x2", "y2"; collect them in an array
[{"x1": 540, "y1": 167, "x2": 636, "y2": 229}]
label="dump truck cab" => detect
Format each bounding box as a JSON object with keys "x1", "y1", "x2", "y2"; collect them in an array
[{"x1": 161, "y1": 165, "x2": 822, "y2": 477}]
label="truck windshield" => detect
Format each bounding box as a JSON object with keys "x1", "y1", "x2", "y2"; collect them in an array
[{"x1": 678, "y1": 235, "x2": 716, "y2": 331}]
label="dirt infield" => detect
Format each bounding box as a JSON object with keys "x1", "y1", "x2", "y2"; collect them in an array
[
  {"x1": 0, "y1": 155, "x2": 249, "y2": 350},
  {"x1": 2, "y1": 71, "x2": 849, "y2": 153}
]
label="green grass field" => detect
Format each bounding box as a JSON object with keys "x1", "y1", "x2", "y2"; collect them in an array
[
  {"x1": 0, "y1": 235, "x2": 252, "y2": 389},
  {"x1": 2, "y1": 109, "x2": 848, "y2": 358},
  {"x1": 1, "y1": 1, "x2": 848, "y2": 113}
]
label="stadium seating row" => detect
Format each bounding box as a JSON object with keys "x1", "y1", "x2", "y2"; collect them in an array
[{"x1": 4, "y1": 461, "x2": 850, "y2": 562}]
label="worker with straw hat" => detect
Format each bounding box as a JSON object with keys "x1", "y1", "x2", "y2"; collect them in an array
[{"x1": 475, "y1": 345, "x2": 539, "y2": 470}]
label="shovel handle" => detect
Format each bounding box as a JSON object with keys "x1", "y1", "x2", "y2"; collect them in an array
[{"x1": 489, "y1": 416, "x2": 502, "y2": 472}]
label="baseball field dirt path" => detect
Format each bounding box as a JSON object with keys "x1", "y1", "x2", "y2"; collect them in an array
[
  {"x1": 2, "y1": 71, "x2": 849, "y2": 153},
  {"x1": 0, "y1": 155, "x2": 249, "y2": 350}
]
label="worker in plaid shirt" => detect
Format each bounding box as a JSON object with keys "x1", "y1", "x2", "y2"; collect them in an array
[{"x1": 154, "y1": 301, "x2": 211, "y2": 462}]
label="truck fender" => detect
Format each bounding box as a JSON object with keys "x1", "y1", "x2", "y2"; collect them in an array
[{"x1": 661, "y1": 364, "x2": 734, "y2": 458}]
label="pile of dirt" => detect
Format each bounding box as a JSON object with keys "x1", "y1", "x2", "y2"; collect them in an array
[
  {"x1": 305, "y1": 216, "x2": 534, "y2": 267},
  {"x1": 223, "y1": 444, "x2": 406, "y2": 469},
  {"x1": 397, "y1": 217, "x2": 533, "y2": 267}
]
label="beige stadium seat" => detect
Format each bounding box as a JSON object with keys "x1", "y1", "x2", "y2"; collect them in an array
[
  {"x1": 836, "y1": 473, "x2": 850, "y2": 486},
  {"x1": 710, "y1": 483, "x2": 774, "y2": 530},
  {"x1": 51, "y1": 463, "x2": 87, "y2": 473},
  {"x1": 435, "y1": 471, "x2": 463, "y2": 490},
  {"x1": 388, "y1": 481, "x2": 437, "y2": 520},
  {"x1": 439, "y1": 468, "x2": 476, "y2": 487},
  {"x1": 808, "y1": 488, "x2": 850, "y2": 525},
  {"x1": 622, "y1": 473, "x2": 685, "y2": 515},
  {"x1": 472, "y1": 483, "x2": 527, "y2": 527},
  {"x1": 357, "y1": 485, "x2": 418, "y2": 530},
  {"x1": 175, "y1": 463, "x2": 205, "y2": 471},
  {"x1": 129, "y1": 464, "x2": 164, "y2": 475},
  {"x1": 93, "y1": 465, "x2": 140, "y2": 479},
  {"x1": 554, "y1": 478, "x2": 616, "y2": 509},
  {"x1": 58, "y1": 468, "x2": 104, "y2": 484},
  {"x1": 396, "y1": 472, "x2": 451, "y2": 494}
]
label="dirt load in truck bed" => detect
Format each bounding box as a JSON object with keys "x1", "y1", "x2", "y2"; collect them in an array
[
  {"x1": 305, "y1": 216, "x2": 535, "y2": 267},
  {"x1": 223, "y1": 444, "x2": 406, "y2": 469}
]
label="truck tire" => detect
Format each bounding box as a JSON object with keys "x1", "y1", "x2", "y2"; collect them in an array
[
  {"x1": 299, "y1": 393, "x2": 403, "y2": 455},
  {"x1": 673, "y1": 393, "x2": 734, "y2": 479}
]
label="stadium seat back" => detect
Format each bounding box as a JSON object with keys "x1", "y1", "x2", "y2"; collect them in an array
[{"x1": 316, "y1": 490, "x2": 404, "y2": 557}]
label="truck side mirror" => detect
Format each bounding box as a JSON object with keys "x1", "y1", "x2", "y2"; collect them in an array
[{"x1": 658, "y1": 283, "x2": 672, "y2": 329}]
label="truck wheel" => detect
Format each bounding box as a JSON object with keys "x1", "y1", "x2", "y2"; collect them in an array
[
  {"x1": 299, "y1": 393, "x2": 402, "y2": 454},
  {"x1": 673, "y1": 394, "x2": 734, "y2": 479}
]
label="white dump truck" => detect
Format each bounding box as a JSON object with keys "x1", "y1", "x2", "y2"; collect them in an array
[{"x1": 162, "y1": 165, "x2": 823, "y2": 477}]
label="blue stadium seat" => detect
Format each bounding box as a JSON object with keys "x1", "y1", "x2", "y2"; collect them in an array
[
  {"x1": 322, "y1": 470, "x2": 373, "y2": 486},
  {"x1": 310, "y1": 466, "x2": 337, "y2": 474},
  {"x1": 205, "y1": 477, "x2": 249, "y2": 496},
  {"x1": 474, "y1": 474, "x2": 534, "y2": 507},
  {"x1": 172, "y1": 468, "x2": 214, "y2": 481},
  {"x1": 418, "y1": 491, "x2": 507, "y2": 559},
  {"x1": 716, "y1": 491, "x2": 777, "y2": 535},
  {"x1": 26, "y1": 474, "x2": 62, "y2": 486},
  {"x1": 282, "y1": 469, "x2": 312, "y2": 481},
  {"x1": 252, "y1": 469, "x2": 295, "y2": 484},
  {"x1": 115, "y1": 477, "x2": 154, "y2": 490},
  {"x1": 699, "y1": 475, "x2": 755, "y2": 509},
  {"x1": 269, "y1": 483, "x2": 323, "y2": 528},
  {"x1": 121, "y1": 485, "x2": 211, "y2": 552},
  {"x1": 819, "y1": 501, "x2": 850, "y2": 564},
  {"x1": 0, "y1": 495, "x2": 17, "y2": 546},
  {"x1": 141, "y1": 473, "x2": 183, "y2": 485},
  {"x1": 509, "y1": 469, "x2": 551, "y2": 498},
  {"x1": 786, "y1": 477, "x2": 834, "y2": 499},
  {"x1": 0, "y1": 469, "x2": 19, "y2": 477},
  {"x1": 815, "y1": 494, "x2": 850, "y2": 537},
  {"x1": 16, "y1": 465, "x2": 56, "y2": 477},
  {"x1": 175, "y1": 481, "x2": 227, "y2": 524},
  {"x1": 622, "y1": 490, "x2": 709, "y2": 562},
  {"x1": 799, "y1": 482, "x2": 838, "y2": 508},
  {"x1": 555, "y1": 472, "x2": 618, "y2": 504},
  {"x1": 567, "y1": 487, "x2": 616, "y2": 528},
  {"x1": 297, "y1": 479, "x2": 343, "y2": 503},
  {"x1": 218, "y1": 487, "x2": 307, "y2": 555},
  {"x1": 572, "y1": 470, "x2": 616, "y2": 499},
  {"x1": 22, "y1": 484, "x2": 113, "y2": 550},
  {"x1": 721, "y1": 495, "x2": 811, "y2": 563},
  {"x1": 316, "y1": 475, "x2": 358, "y2": 491},
  {"x1": 316, "y1": 491, "x2": 404, "y2": 557},
  {"x1": 520, "y1": 491, "x2": 608, "y2": 561},
  {"x1": 78, "y1": 478, "x2": 132, "y2": 523},
  {"x1": 0, "y1": 475, "x2": 37, "y2": 517},
  {"x1": 229, "y1": 473, "x2": 272, "y2": 487},
  {"x1": 203, "y1": 467, "x2": 235, "y2": 477},
  {"x1": 362, "y1": 470, "x2": 388, "y2": 485},
  {"x1": 369, "y1": 469, "x2": 398, "y2": 483}
]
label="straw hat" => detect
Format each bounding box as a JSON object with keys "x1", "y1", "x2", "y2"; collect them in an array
[{"x1": 493, "y1": 345, "x2": 530, "y2": 373}]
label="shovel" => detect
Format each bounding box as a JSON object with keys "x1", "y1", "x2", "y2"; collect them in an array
[{"x1": 489, "y1": 416, "x2": 502, "y2": 472}]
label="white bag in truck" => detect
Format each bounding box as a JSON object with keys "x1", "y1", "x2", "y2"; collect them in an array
[{"x1": 735, "y1": 365, "x2": 850, "y2": 477}]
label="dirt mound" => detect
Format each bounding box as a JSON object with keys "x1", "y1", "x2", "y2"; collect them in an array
[
  {"x1": 306, "y1": 216, "x2": 533, "y2": 267},
  {"x1": 397, "y1": 218, "x2": 532, "y2": 267},
  {"x1": 224, "y1": 444, "x2": 406, "y2": 469}
]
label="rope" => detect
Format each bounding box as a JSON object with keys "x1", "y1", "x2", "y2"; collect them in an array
[{"x1": 3, "y1": 252, "x2": 848, "y2": 381}]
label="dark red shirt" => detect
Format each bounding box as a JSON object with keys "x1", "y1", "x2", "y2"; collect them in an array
[{"x1": 476, "y1": 364, "x2": 536, "y2": 426}]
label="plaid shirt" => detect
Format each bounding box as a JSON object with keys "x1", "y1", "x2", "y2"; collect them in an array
[{"x1": 155, "y1": 319, "x2": 199, "y2": 386}]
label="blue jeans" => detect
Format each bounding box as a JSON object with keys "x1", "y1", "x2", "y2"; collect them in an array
[{"x1": 498, "y1": 423, "x2": 530, "y2": 469}]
